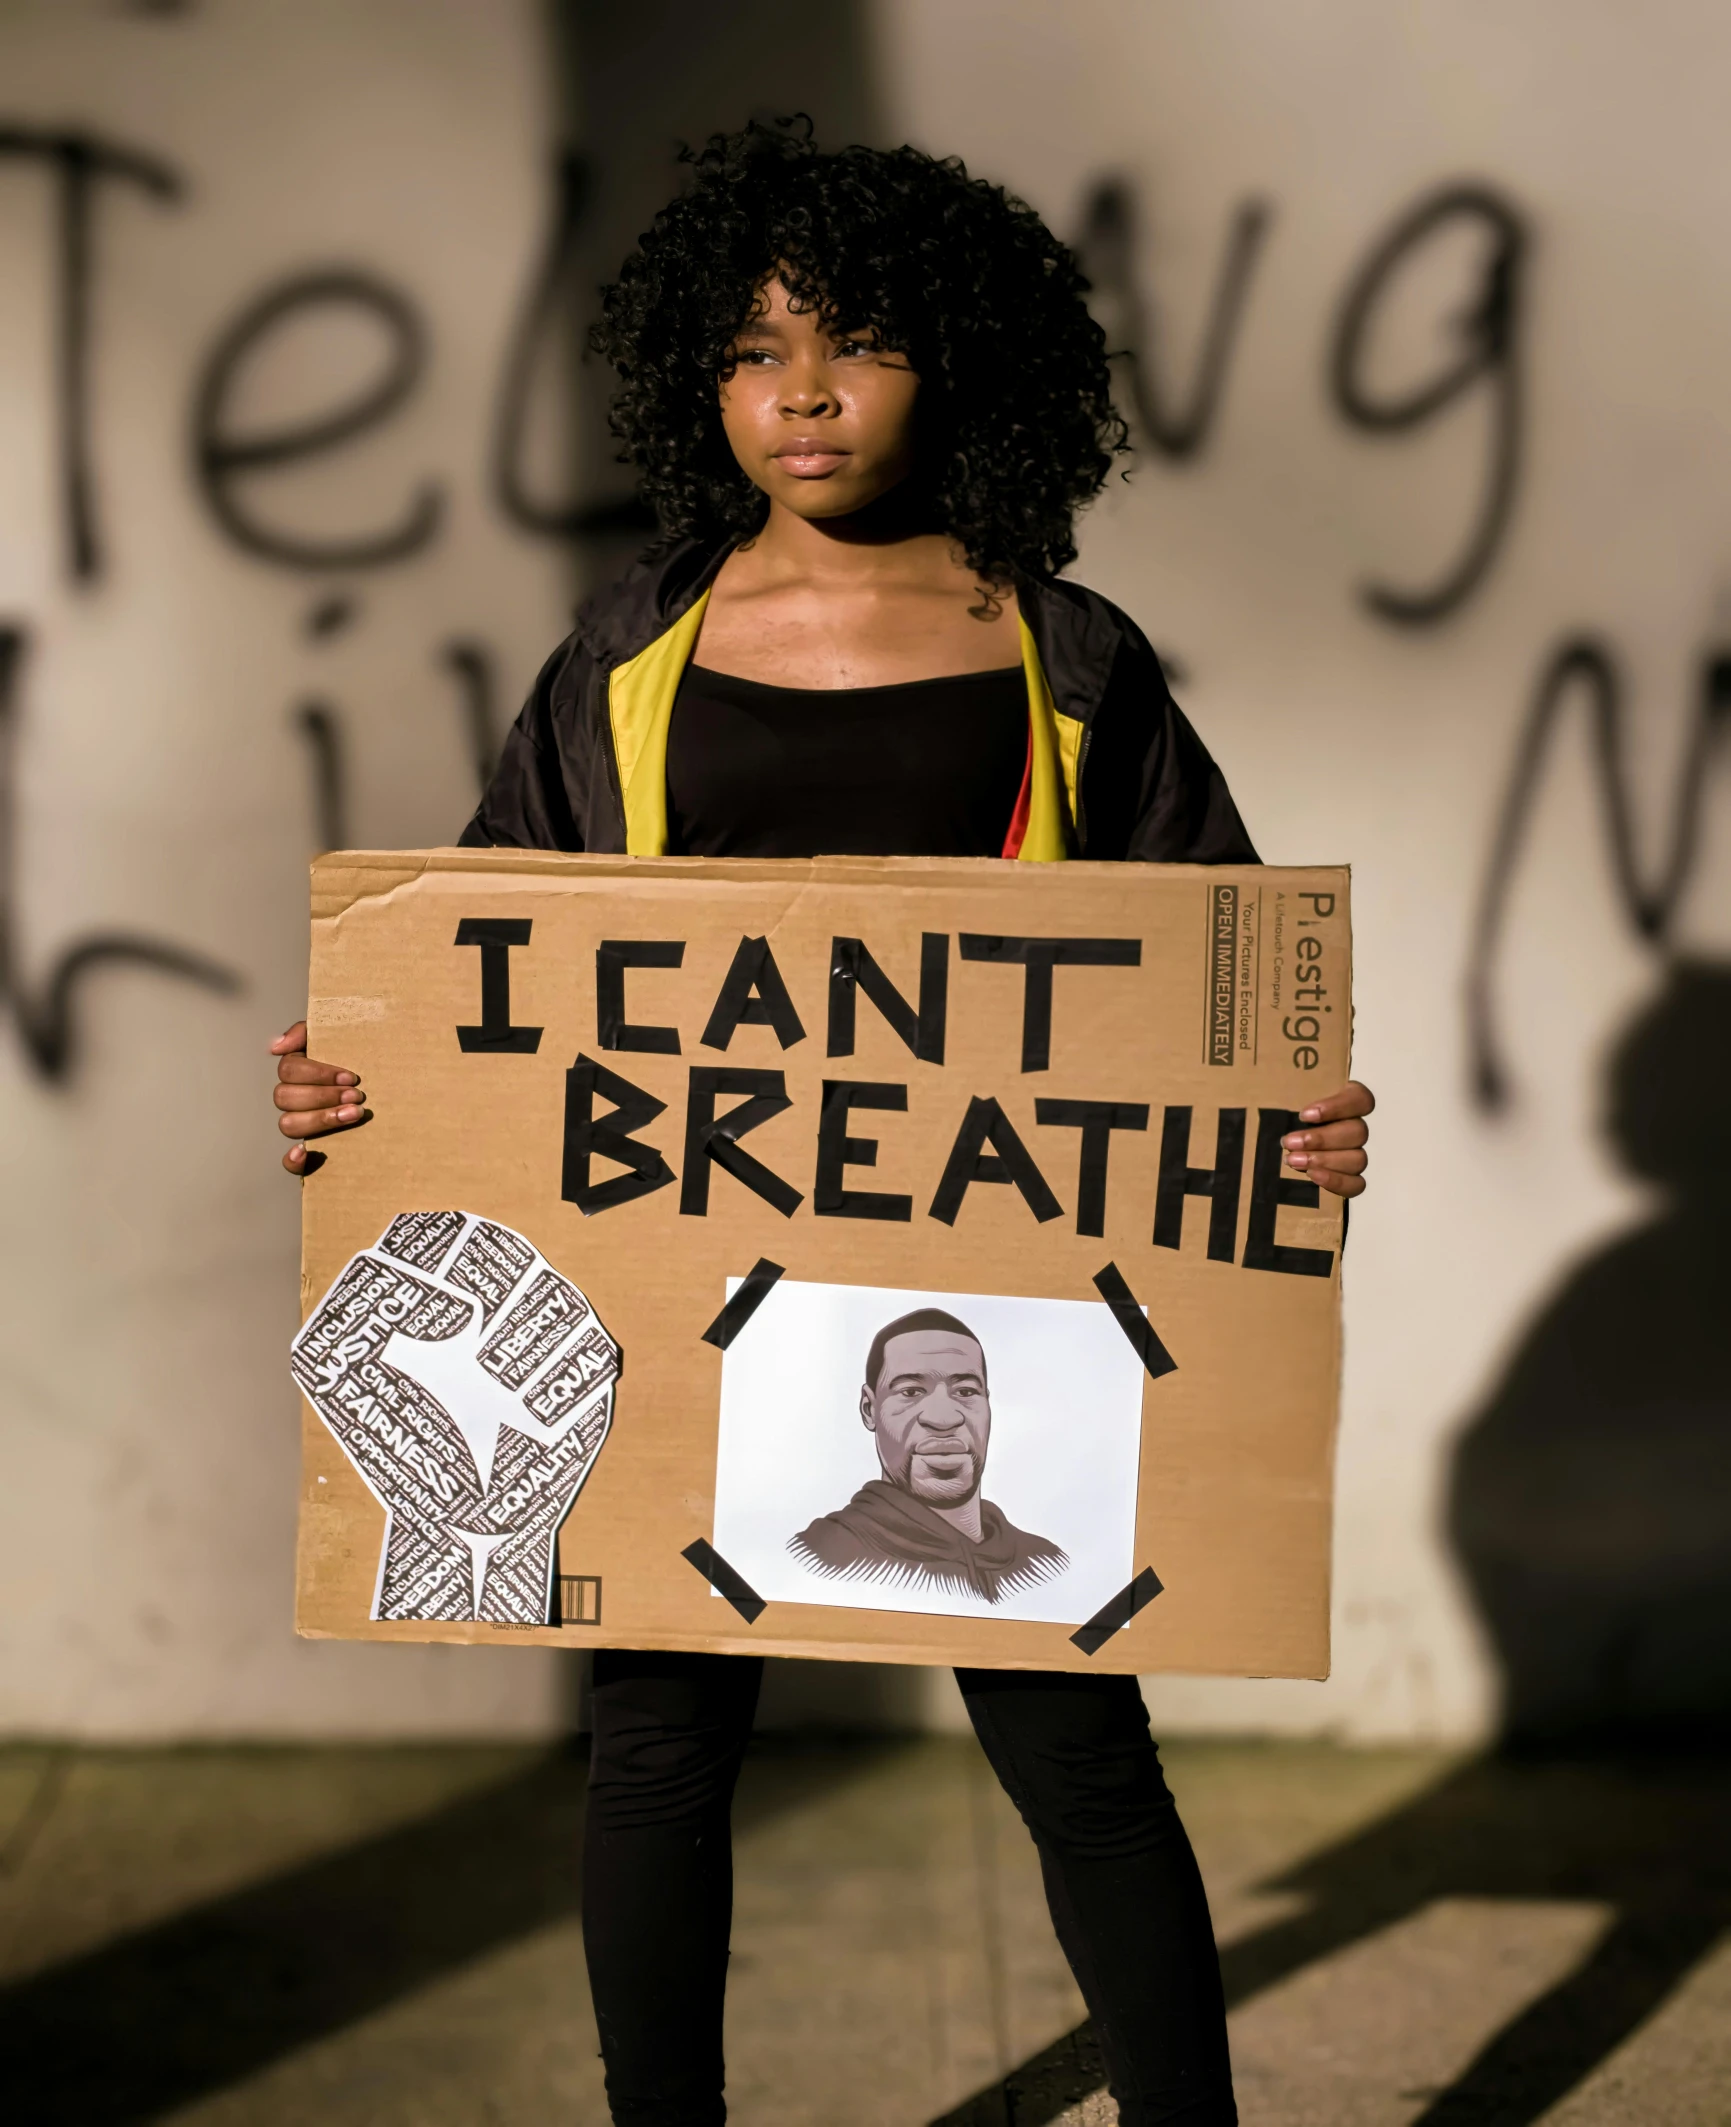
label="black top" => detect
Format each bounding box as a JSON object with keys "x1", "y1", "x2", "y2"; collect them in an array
[{"x1": 665, "y1": 662, "x2": 1029, "y2": 860}]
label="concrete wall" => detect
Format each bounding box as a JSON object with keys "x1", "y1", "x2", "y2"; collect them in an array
[
  {"x1": 0, "y1": 0, "x2": 579, "y2": 1737},
  {"x1": 4, "y1": 0, "x2": 1725, "y2": 1742},
  {"x1": 875, "y1": 0, "x2": 1731, "y2": 1740}
]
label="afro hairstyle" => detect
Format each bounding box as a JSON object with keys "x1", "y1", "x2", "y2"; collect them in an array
[{"x1": 590, "y1": 119, "x2": 1128, "y2": 587}]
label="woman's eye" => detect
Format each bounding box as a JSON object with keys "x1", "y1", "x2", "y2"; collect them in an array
[{"x1": 732, "y1": 349, "x2": 776, "y2": 366}]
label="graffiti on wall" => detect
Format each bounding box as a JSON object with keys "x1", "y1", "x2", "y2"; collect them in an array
[
  {"x1": 0, "y1": 118, "x2": 625, "y2": 1076},
  {"x1": 1078, "y1": 171, "x2": 1727, "y2": 1104},
  {"x1": 1074, "y1": 174, "x2": 1531, "y2": 626},
  {"x1": 4, "y1": 104, "x2": 1724, "y2": 1097}
]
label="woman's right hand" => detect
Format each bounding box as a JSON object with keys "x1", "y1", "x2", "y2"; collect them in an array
[{"x1": 270, "y1": 1020, "x2": 369, "y2": 1174}]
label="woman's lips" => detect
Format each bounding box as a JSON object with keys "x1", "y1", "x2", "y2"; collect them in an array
[{"x1": 772, "y1": 449, "x2": 850, "y2": 477}]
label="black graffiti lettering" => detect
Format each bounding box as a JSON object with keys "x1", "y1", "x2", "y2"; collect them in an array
[
  {"x1": 455, "y1": 918, "x2": 542, "y2": 1053},
  {"x1": 1034, "y1": 1098, "x2": 1149, "y2": 1238},
  {"x1": 0, "y1": 125, "x2": 184, "y2": 582},
  {"x1": 442, "y1": 640, "x2": 499, "y2": 792},
  {"x1": 1076, "y1": 177, "x2": 1271, "y2": 461},
  {"x1": 193, "y1": 270, "x2": 443, "y2": 569},
  {"x1": 489, "y1": 149, "x2": 655, "y2": 544},
  {"x1": 292, "y1": 700, "x2": 346, "y2": 854},
  {"x1": 928, "y1": 1096, "x2": 1063, "y2": 1227},
  {"x1": 700, "y1": 935, "x2": 806, "y2": 1051},
  {"x1": 561, "y1": 1052, "x2": 675, "y2": 1215},
  {"x1": 826, "y1": 933, "x2": 948, "y2": 1063},
  {"x1": 0, "y1": 627, "x2": 238, "y2": 1079},
  {"x1": 681, "y1": 1066, "x2": 803, "y2": 1219},
  {"x1": 1330, "y1": 183, "x2": 1529, "y2": 626},
  {"x1": 814, "y1": 1079, "x2": 912, "y2": 1222},
  {"x1": 1242, "y1": 1109, "x2": 1335, "y2": 1278},
  {"x1": 1467, "y1": 636, "x2": 1731, "y2": 1108}
]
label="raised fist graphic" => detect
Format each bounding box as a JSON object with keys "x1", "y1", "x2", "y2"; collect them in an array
[{"x1": 292, "y1": 1212, "x2": 619, "y2": 1625}]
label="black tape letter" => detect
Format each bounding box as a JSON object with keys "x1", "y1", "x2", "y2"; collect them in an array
[
  {"x1": 1152, "y1": 1106, "x2": 1245, "y2": 1260},
  {"x1": 929, "y1": 1097, "x2": 1063, "y2": 1227},
  {"x1": 827, "y1": 934, "x2": 948, "y2": 1062},
  {"x1": 814, "y1": 1080, "x2": 912, "y2": 1222},
  {"x1": 455, "y1": 918, "x2": 542, "y2": 1053},
  {"x1": 682, "y1": 1067, "x2": 804, "y2": 1218},
  {"x1": 597, "y1": 939, "x2": 683, "y2": 1054},
  {"x1": 562, "y1": 1053, "x2": 675, "y2": 1214},
  {"x1": 700, "y1": 936, "x2": 806, "y2": 1051},
  {"x1": 959, "y1": 935, "x2": 1141, "y2": 1072},
  {"x1": 1242, "y1": 1108, "x2": 1335, "y2": 1277},
  {"x1": 1035, "y1": 1099, "x2": 1149, "y2": 1237}
]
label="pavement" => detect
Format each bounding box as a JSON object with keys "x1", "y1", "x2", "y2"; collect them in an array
[{"x1": 1, "y1": 1726, "x2": 1726, "y2": 2124}]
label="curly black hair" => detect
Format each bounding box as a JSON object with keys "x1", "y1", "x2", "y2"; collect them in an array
[{"x1": 591, "y1": 120, "x2": 1127, "y2": 587}]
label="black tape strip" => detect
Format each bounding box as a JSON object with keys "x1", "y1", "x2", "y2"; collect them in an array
[
  {"x1": 596, "y1": 939, "x2": 683, "y2": 1054},
  {"x1": 1243, "y1": 1108, "x2": 1334, "y2": 1278},
  {"x1": 1034, "y1": 1098, "x2": 1149, "y2": 1237},
  {"x1": 1092, "y1": 1262, "x2": 1178, "y2": 1381},
  {"x1": 682, "y1": 1538, "x2": 766, "y2": 1624},
  {"x1": 700, "y1": 1257, "x2": 786, "y2": 1350},
  {"x1": 700, "y1": 935, "x2": 807, "y2": 1051},
  {"x1": 1070, "y1": 1565, "x2": 1164, "y2": 1656},
  {"x1": 454, "y1": 917, "x2": 542, "y2": 1052},
  {"x1": 958, "y1": 935, "x2": 1141, "y2": 1072},
  {"x1": 681, "y1": 1067, "x2": 804, "y2": 1218}
]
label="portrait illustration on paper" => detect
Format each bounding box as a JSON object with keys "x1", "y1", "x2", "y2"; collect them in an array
[
  {"x1": 711, "y1": 1278, "x2": 1145, "y2": 1627},
  {"x1": 789, "y1": 1307, "x2": 1067, "y2": 1603}
]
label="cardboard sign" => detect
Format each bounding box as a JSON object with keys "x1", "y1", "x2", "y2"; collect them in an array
[{"x1": 295, "y1": 851, "x2": 1350, "y2": 1677}]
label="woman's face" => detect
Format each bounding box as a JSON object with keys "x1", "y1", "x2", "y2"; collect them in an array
[{"x1": 717, "y1": 276, "x2": 920, "y2": 521}]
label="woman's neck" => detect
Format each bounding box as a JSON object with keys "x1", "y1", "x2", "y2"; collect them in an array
[
  {"x1": 696, "y1": 492, "x2": 1018, "y2": 689},
  {"x1": 738, "y1": 488, "x2": 965, "y2": 590}
]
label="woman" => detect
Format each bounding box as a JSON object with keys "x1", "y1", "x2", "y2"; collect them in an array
[{"x1": 272, "y1": 123, "x2": 1372, "y2": 2127}]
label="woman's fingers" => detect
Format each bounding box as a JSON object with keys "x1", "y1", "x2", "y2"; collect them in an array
[
  {"x1": 1296, "y1": 1079, "x2": 1376, "y2": 1124},
  {"x1": 1297, "y1": 1148, "x2": 1367, "y2": 1177},
  {"x1": 274, "y1": 1079, "x2": 364, "y2": 1111},
  {"x1": 1284, "y1": 1080, "x2": 1373, "y2": 1201},
  {"x1": 1283, "y1": 1119, "x2": 1367, "y2": 1161},
  {"x1": 276, "y1": 1048, "x2": 359, "y2": 1088},
  {"x1": 276, "y1": 1098, "x2": 370, "y2": 1139},
  {"x1": 272, "y1": 1020, "x2": 360, "y2": 1176}
]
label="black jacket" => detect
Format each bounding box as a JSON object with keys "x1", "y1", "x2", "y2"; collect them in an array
[{"x1": 460, "y1": 540, "x2": 1257, "y2": 864}]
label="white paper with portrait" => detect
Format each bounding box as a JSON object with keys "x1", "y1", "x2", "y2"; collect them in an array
[{"x1": 710, "y1": 1277, "x2": 1146, "y2": 1625}]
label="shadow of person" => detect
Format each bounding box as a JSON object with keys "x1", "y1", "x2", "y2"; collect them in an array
[
  {"x1": 933, "y1": 968, "x2": 1731, "y2": 2127},
  {"x1": 0, "y1": 1736, "x2": 900, "y2": 2127},
  {"x1": 1450, "y1": 958, "x2": 1731, "y2": 1744}
]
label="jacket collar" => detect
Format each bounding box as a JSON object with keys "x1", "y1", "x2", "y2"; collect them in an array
[{"x1": 589, "y1": 540, "x2": 1128, "y2": 859}]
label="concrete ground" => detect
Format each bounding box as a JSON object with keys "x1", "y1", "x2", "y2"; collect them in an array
[{"x1": 1, "y1": 1729, "x2": 1726, "y2": 2125}]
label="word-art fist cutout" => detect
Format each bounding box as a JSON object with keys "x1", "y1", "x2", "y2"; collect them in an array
[{"x1": 292, "y1": 1213, "x2": 619, "y2": 1624}]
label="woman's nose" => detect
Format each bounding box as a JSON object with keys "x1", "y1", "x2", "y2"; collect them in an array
[{"x1": 781, "y1": 361, "x2": 834, "y2": 416}]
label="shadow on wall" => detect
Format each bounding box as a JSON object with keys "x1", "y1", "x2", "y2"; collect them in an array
[
  {"x1": 551, "y1": 0, "x2": 885, "y2": 576},
  {"x1": 1450, "y1": 960, "x2": 1731, "y2": 1744},
  {"x1": 938, "y1": 968, "x2": 1731, "y2": 2127}
]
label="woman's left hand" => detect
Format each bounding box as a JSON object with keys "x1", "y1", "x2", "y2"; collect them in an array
[{"x1": 1282, "y1": 1081, "x2": 1374, "y2": 1198}]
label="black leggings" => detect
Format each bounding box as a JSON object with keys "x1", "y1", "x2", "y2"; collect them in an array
[{"x1": 582, "y1": 1650, "x2": 1235, "y2": 2126}]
